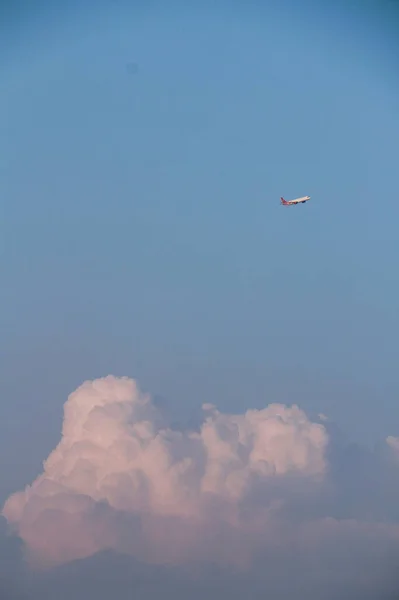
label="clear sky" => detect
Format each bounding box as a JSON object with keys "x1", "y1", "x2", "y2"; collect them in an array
[{"x1": 1, "y1": 0, "x2": 399, "y2": 499}]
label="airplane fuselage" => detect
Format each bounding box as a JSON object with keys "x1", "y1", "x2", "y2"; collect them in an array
[{"x1": 281, "y1": 195, "x2": 310, "y2": 206}]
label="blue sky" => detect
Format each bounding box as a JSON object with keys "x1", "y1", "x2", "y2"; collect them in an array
[{"x1": 1, "y1": 1, "x2": 399, "y2": 496}]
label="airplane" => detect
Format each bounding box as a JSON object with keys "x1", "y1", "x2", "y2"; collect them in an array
[{"x1": 280, "y1": 195, "x2": 310, "y2": 206}]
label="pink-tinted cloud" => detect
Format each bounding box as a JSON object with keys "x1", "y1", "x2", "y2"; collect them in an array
[{"x1": 3, "y1": 375, "x2": 399, "y2": 583}]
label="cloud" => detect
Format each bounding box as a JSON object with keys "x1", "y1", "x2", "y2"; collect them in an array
[
  {"x1": 2, "y1": 375, "x2": 399, "y2": 597},
  {"x1": 387, "y1": 436, "x2": 399, "y2": 457}
]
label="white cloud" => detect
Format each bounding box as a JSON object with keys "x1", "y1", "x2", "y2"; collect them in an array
[
  {"x1": 386, "y1": 435, "x2": 399, "y2": 458},
  {"x1": 2, "y1": 376, "x2": 329, "y2": 566},
  {"x1": 3, "y1": 375, "x2": 399, "y2": 594}
]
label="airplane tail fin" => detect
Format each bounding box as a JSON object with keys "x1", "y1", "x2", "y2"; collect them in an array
[{"x1": 280, "y1": 197, "x2": 288, "y2": 205}]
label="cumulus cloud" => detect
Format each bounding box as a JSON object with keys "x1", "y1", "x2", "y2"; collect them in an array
[
  {"x1": 387, "y1": 436, "x2": 399, "y2": 457},
  {"x1": 3, "y1": 375, "x2": 399, "y2": 597}
]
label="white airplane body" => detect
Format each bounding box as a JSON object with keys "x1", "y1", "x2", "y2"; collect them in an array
[{"x1": 280, "y1": 195, "x2": 310, "y2": 206}]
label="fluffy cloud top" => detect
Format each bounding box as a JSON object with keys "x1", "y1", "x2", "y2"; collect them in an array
[
  {"x1": 3, "y1": 376, "x2": 328, "y2": 566},
  {"x1": 3, "y1": 375, "x2": 399, "y2": 595}
]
